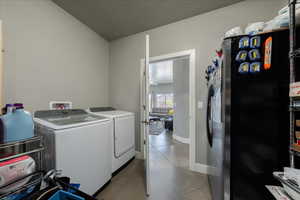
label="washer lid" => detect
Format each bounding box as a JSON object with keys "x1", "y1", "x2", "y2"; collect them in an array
[
  {"x1": 89, "y1": 107, "x2": 116, "y2": 112},
  {"x1": 34, "y1": 109, "x2": 109, "y2": 130},
  {"x1": 89, "y1": 110, "x2": 134, "y2": 118}
]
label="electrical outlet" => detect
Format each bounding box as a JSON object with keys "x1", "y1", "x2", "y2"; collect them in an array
[{"x1": 198, "y1": 101, "x2": 203, "y2": 109}]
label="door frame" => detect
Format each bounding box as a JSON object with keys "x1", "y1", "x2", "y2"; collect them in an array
[{"x1": 140, "y1": 49, "x2": 196, "y2": 171}]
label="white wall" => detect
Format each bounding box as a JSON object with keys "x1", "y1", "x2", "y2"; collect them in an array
[
  {"x1": 0, "y1": 0, "x2": 110, "y2": 112},
  {"x1": 173, "y1": 57, "x2": 189, "y2": 140},
  {"x1": 109, "y1": 0, "x2": 287, "y2": 165}
]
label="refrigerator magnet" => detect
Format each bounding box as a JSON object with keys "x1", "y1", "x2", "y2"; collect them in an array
[
  {"x1": 250, "y1": 36, "x2": 261, "y2": 48},
  {"x1": 236, "y1": 51, "x2": 248, "y2": 62},
  {"x1": 250, "y1": 62, "x2": 261, "y2": 73},
  {"x1": 238, "y1": 62, "x2": 249, "y2": 74},
  {"x1": 249, "y1": 49, "x2": 261, "y2": 61},
  {"x1": 264, "y1": 37, "x2": 272, "y2": 70},
  {"x1": 239, "y1": 37, "x2": 250, "y2": 49}
]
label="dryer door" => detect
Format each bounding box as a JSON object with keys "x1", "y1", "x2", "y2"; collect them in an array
[{"x1": 114, "y1": 115, "x2": 135, "y2": 158}]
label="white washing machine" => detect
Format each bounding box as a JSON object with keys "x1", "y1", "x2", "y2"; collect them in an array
[
  {"x1": 88, "y1": 107, "x2": 135, "y2": 173},
  {"x1": 34, "y1": 109, "x2": 112, "y2": 195}
]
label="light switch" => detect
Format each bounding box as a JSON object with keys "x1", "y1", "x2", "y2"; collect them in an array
[{"x1": 198, "y1": 101, "x2": 203, "y2": 109}]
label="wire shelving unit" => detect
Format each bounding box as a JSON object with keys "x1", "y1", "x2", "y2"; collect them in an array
[
  {"x1": 0, "y1": 136, "x2": 44, "y2": 199},
  {"x1": 288, "y1": 0, "x2": 300, "y2": 168}
]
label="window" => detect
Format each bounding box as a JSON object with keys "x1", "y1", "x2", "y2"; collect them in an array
[
  {"x1": 155, "y1": 93, "x2": 174, "y2": 108},
  {"x1": 149, "y1": 60, "x2": 173, "y2": 85}
]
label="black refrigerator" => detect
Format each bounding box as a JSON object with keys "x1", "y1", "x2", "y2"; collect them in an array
[{"x1": 207, "y1": 29, "x2": 299, "y2": 200}]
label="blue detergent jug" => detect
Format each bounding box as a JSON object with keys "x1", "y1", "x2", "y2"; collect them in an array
[{"x1": 0, "y1": 104, "x2": 34, "y2": 143}]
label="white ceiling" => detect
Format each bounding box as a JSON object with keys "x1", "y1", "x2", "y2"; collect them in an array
[{"x1": 53, "y1": 0, "x2": 244, "y2": 41}]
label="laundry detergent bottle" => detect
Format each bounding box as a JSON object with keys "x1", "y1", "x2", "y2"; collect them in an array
[{"x1": 0, "y1": 103, "x2": 34, "y2": 143}]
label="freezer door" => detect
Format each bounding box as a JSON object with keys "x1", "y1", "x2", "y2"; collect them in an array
[{"x1": 229, "y1": 31, "x2": 290, "y2": 200}]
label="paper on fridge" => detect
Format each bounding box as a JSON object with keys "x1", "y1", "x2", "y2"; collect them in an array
[{"x1": 266, "y1": 186, "x2": 292, "y2": 200}]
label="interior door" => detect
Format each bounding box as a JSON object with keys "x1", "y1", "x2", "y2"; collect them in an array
[{"x1": 141, "y1": 34, "x2": 150, "y2": 196}]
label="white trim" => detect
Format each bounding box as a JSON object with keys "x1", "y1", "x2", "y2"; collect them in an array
[
  {"x1": 172, "y1": 135, "x2": 190, "y2": 144},
  {"x1": 189, "y1": 49, "x2": 196, "y2": 172},
  {"x1": 140, "y1": 49, "x2": 197, "y2": 172},
  {"x1": 145, "y1": 35, "x2": 151, "y2": 196},
  {"x1": 190, "y1": 163, "x2": 214, "y2": 175},
  {"x1": 148, "y1": 50, "x2": 195, "y2": 63},
  {"x1": 135, "y1": 151, "x2": 144, "y2": 159},
  {"x1": 140, "y1": 59, "x2": 145, "y2": 160}
]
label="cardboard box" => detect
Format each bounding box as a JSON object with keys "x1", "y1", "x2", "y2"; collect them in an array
[
  {"x1": 293, "y1": 143, "x2": 300, "y2": 152},
  {"x1": 290, "y1": 82, "x2": 300, "y2": 97},
  {"x1": 296, "y1": 131, "x2": 300, "y2": 139},
  {"x1": 296, "y1": 120, "x2": 300, "y2": 127}
]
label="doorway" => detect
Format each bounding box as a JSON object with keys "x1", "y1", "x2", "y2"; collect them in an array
[
  {"x1": 140, "y1": 49, "x2": 196, "y2": 171},
  {"x1": 148, "y1": 56, "x2": 191, "y2": 169}
]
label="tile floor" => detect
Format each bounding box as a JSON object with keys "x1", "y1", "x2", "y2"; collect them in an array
[
  {"x1": 97, "y1": 131, "x2": 211, "y2": 200},
  {"x1": 149, "y1": 130, "x2": 190, "y2": 169}
]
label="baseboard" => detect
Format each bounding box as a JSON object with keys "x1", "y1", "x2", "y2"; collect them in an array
[
  {"x1": 112, "y1": 157, "x2": 135, "y2": 177},
  {"x1": 190, "y1": 163, "x2": 213, "y2": 175},
  {"x1": 135, "y1": 151, "x2": 144, "y2": 159},
  {"x1": 93, "y1": 179, "x2": 111, "y2": 197},
  {"x1": 173, "y1": 135, "x2": 190, "y2": 144}
]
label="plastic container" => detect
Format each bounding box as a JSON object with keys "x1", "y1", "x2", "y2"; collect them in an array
[
  {"x1": 2, "y1": 104, "x2": 13, "y2": 115},
  {"x1": 278, "y1": 2, "x2": 300, "y2": 15},
  {"x1": 274, "y1": 13, "x2": 290, "y2": 28},
  {"x1": 245, "y1": 22, "x2": 265, "y2": 35},
  {"x1": 263, "y1": 20, "x2": 276, "y2": 32},
  {"x1": 0, "y1": 104, "x2": 34, "y2": 143},
  {"x1": 265, "y1": 9, "x2": 300, "y2": 32},
  {"x1": 68, "y1": 183, "x2": 80, "y2": 194},
  {"x1": 224, "y1": 26, "x2": 243, "y2": 38},
  {"x1": 49, "y1": 190, "x2": 84, "y2": 200}
]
